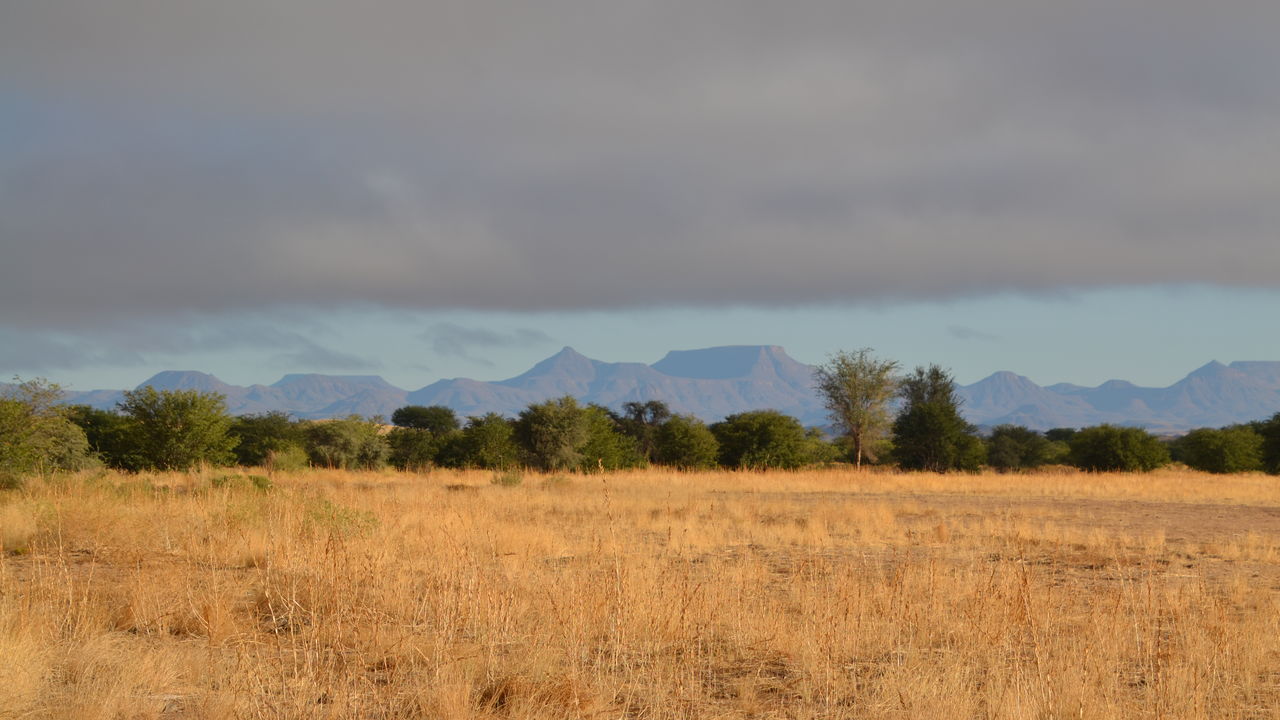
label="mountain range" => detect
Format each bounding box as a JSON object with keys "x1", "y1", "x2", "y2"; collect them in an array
[{"x1": 43, "y1": 346, "x2": 1280, "y2": 432}]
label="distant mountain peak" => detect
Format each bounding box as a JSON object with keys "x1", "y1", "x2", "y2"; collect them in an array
[
  {"x1": 652, "y1": 345, "x2": 794, "y2": 380},
  {"x1": 1187, "y1": 360, "x2": 1230, "y2": 378},
  {"x1": 136, "y1": 370, "x2": 231, "y2": 392}
]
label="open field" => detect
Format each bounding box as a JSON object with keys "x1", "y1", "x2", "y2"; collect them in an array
[{"x1": 2, "y1": 467, "x2": 1280, "y2": 719}]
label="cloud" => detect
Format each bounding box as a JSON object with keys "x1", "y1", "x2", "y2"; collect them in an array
[
  {"x1": 2, "y1": 1, "x2": 1279, "y2": 329},
  {"x1": 948, "y1": 326, "x2": 1001, "y2": 342},
  {"x1": 0, "y1": 319, "x2": 378, "y2": 374},
  {"x1": 424, "y1": 323, "x2": 556, "y2": 366}
]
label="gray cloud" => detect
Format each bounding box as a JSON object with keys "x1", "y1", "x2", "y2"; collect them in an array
[
  {"x1": 2, "y1": 1, "x2": 1279, "y2": 329},
  {"x1": 948, "y1": 326, "x2": 1001, "y2": 343},
  {"x1": 0, "y1": 319, "x2": 377, "y2": 373},
  {"x1": 424, "y1": 323, "x2": 556, "y2": 366}
]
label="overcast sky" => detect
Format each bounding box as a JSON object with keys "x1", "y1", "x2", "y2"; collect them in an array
[{"x1": 3, "y1": 1, "x2": 1278, "y2": 391}]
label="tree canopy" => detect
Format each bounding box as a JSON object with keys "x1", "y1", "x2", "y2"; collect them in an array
[{"x1": 813, "y1": 348, "x2": 899, "y2": 468}]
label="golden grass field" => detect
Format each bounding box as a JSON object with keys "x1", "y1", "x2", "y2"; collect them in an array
[{"x1": 2, "y1": 466, "x2": 1279, "y2": 719}]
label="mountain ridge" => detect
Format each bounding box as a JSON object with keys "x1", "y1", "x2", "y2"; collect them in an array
[{"x1": 34, "y1": 347, "x2": 1280, "y2": 431}]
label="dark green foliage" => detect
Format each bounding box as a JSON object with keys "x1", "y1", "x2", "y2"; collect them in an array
[
  {"x1": 653, "y1": 415, "x2": 720, "y2": 470},
  {"x1": 813, "y1": 348, "x2": 899, "y2": 468},
  {"x1": 513, "y1": 396, "x2": 590, "y2": 471},
  {"x1": 614, "y1": 400, "x2": 672, "y2": 461},
  {"x1": 1044, "y1": 428, "x2": 1078, "y2": 444},
  {"x1": 1, "y1": 379, "x2": 97, "y2": 476},
  {"x1": 303, "y1": 416, "x2": 388, "y2": 470},
  {"x1": 986, "y1": 425, "x2": 1059, "y2": 471},
  {"x1": 1172, "y1": 426, "x2": 1263, "y2": 474},
  {"x1": 390, "y1": 405, "x2": 460, "y2": 434},
  {"x1": 117, "y1": 386, "x2": 237, "y2": 471},
  {"x1": 438, "y1": 413, "x2": 519, "y2": 470},
  {"x1": 388, "y1": 428, "x2": 440, "y2": 471},
  {"x1": 229, "y1": 411, "x2": 304, "y2": 468},
  {"x1": 66, "y1": 405, "x2": 144, "y2": 471},
  {"x1": 578, "y1": 405, "x2": 645, "y2": 472},
  {"x1": 1260, "y1": 413, "x2": 1280, "y2": 475},
  {"x1": 1067, "y1": 425, "x2": 1170, "y2": 472},
  {"x1": 711, "y1": 410, "x2": 808, "y2": 470},
  {"x1": 890, "y1": 365, "x2": 983, "y2": 472}
]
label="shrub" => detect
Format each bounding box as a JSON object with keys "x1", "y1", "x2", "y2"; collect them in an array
[
  {"x1": 1172, "y1": 427, "x2": 1263, "y2": 474},
  {"x1": 1067, "y1": 425, "x2": 1170, "y2": 472},
  {"x1": 711, "y1": 410, "x2": 808, "y2": 470},
  {"x1": 654, "y1": 415, "x2": 720, "y2": 470},
  {"x1": 514, "y1": 397, "x2": 589, "y2": 471},
  {"x1": 303, "y1": 416, "x2": 388, "y2": 470}
]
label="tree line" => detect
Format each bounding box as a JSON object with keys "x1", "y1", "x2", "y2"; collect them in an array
[{"x1": 4, "y1": 351, "x2": 1280, "y2": 481}]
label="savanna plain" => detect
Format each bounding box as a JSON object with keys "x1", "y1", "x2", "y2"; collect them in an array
[{"x1": 2, "y1": 467, "x2": 1279, "y2": 719}]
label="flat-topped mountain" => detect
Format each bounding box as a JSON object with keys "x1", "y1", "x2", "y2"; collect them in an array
[{"x1": 39, "y1": 350, "x2": 1280, "y2": 431}]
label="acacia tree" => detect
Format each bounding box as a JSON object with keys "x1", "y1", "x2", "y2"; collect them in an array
[{"x1": 813, "y1": 348, "x2": 899, "y2": 468}]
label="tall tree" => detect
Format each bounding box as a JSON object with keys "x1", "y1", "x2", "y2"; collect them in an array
[
  {"x1": 117, "y1": 386, "x2": 237, "y2": 471},
  {"x1": 891, "y1": 365, "x2": 984, "y2": 472},
  {"x1": 813, "y1": 348, "x2": 899, "y2": 468}
]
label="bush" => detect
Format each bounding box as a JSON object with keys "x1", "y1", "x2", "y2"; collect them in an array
[
  {"x1": 986, "y1": 425, "x2": 1060, "y2": 472},
  {"x1": 1171, "y1": 427, "x2": 1263, "y2": 474},
  {"x1": 117, "y1": 386, "x2": 238, "y2": 471},
  {"x1": 303, "y1": 416, "x2": 388, "y2": 470},
  {"x1": 229, "y1": 412, "x2": 304, "y2": 467},
  {"x1": 387, "y1": 427, "x2": 451, "y2": 471},
  {"x1": 514, "y1": 397, "x2": 589, "y2": 471},
  {"x1": 1, "y1": 378, "x2": 97, "y2": 476},
  {"x1": 1067, "y1": 425, "x2": 1170, "y2": 472},
  {"x1": 578, "y1": 405, "x2": 645, "y2": 473},
  {"x1": 711, "y1": 410, "x2": 808, "y2": 470},
  {"x1": 654, "y1": 415, "x2": 720, "y2": 470},
  {"x1": 437, "y1": 413, "x2": 519, "y2": 470}
]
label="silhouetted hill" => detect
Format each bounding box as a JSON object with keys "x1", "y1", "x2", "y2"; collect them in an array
[{"x1": 36, "y1": 352, "x2": 1280, "y2": 431}]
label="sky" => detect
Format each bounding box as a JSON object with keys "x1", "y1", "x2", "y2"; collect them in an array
[{"x1": 2, "y1": 1, "x2": 1278, "y2": 393}]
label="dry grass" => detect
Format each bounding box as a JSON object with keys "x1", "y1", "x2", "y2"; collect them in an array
[{"x1": 2, "y1": 465, "x2": 1279, "y2": 719}]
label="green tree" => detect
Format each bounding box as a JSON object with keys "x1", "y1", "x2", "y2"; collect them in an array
[
  {"x1": 303, "y1": 416, "x2": 388, "y2": 470},
  {"x1": 229, "y1": 411, "x2": 305, "y2": 468},
  {"x1": 1067, "y1": 425, "x2": 1169, "y2": 472},
  {"x1": 1, "y1": 379, "x2": 96, "y2": 479},
  {"x1": 653, "y1": 415, "x2": 720, "y2": 470},
  {"x1": 579, "y1": 405, "x2": 645, "y2": 472},
  {"x1": 986, "y1": 425, "x2": 1059, "y2": 471},
  {"x1": 438, "y1": 413, "x2": 519, "y2": 470},
  {"x1": 711, "y1": 410, "x2": 808, "y2": 470},
  {"x1": 117, "y1": 386, "x2": 237, "y2": 471},
  {"x1": 387, "y1": 427, "x2": 450, "y2": 471},
  {"x1": 65, "y1": 405, "x2": 145, "y2": 471},
  {"x1": 513, "y1": 396, "x2": 590, "y2": 471},
  {"x1": 614, "y1": 400, "x2": 672, "y2": 462},
  {"x1": 1172, "y1": 426, "x2": 1263, "y2": 474},
  {"x1": 813, "y1": 348, "x2": 900, "y2": 468},
  {"x1": 1260, "y1": 413, "x2": 1280, "y2": 475},
  {"x1": 890, "y1": 365, "x2": 982, "y2": 472},
  {"x1": 390, "y1": 405, "x2": 460, "y2": 434}
]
